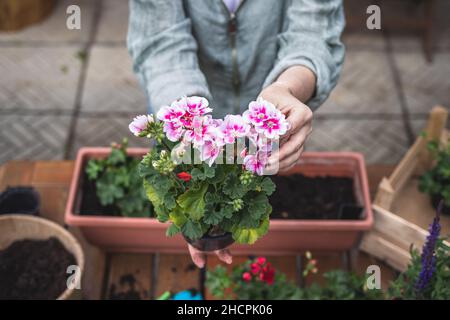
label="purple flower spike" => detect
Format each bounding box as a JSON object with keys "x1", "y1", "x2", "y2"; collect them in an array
[{"x1": 414, "y1": 200, "x2": 443, "y2": 294}]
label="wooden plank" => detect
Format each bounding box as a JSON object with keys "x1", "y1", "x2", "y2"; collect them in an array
[
  {"x1": 360, "y1": 232, "x2": 411, "y2": 272},
  {"x1": 69, "y1": 227, "x2": 106, "y2": 300},
  {"x1": 303, "y1": 252, "x2": 342, "y2": 287},
  {"x1": 0, "y1": 161, "x2": 35, "y2": 190},
  {"x1": 366, "y1": 165, "x2": 395, "y2": 199},
  {"x1": 106, "y1": 253, "x2": 153, "y2": 300},
  {"x1": 31, "y1": 161, "x2": 74, "y2": 186},
  {"x1": 392, "y1": 179, "x2": 450, "y2": 236},
  {"x1": 155, "y1": 254, "x2": 201, "y2": 298}
]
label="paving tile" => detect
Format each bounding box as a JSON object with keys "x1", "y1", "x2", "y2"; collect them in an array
[
  {"x1": 409, "y1": 117, "x2": 450, "y2": 138},
  {"x1": 0, "y1": 115, "x2": 71, "y2": 164},
  {"x1": 0, "y1": 0, "x2": 95, "y2": 44},
  {"x1": 315, "y1": 51, "x2": 403, "y2": 115},
  {"x1": 342, "y1": 32, "x2": 386, "y2": 50},
  {"x1": 0, "y1": 47, "x2": 83, "y2": 112},
  {"x1": 80, "y1": 46, "x2": 147, "y2": 113},
  {"x1": 96, "y1": 0, "x2": 128, "y2": 43},
  {"x1": 393, "y1": 52, "x2": 450, "y2": 114},
  {"x1": 305, "y1": 119, "x2": 409, "y2": 164},
  {"x1": 68, "y1": 115, "x2": 149, "y2": 158}
]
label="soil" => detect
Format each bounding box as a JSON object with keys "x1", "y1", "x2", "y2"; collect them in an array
[
  {"x1": 270, "y1": 174, "x2": 362, "y2": 220},
  {"x1": 79, "y1": 173, "x2": 120, "y2": 216},
  {"x1": 0, "y1": 237, "x2": 76, "y2": 299},
  {"x1": 108, "y1": 273, "x2": 145, "y2": 300}
]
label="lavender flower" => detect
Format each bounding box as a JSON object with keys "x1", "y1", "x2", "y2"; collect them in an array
[{"x1": 414, "y1": 200, "x2": 443, "y2": 294}]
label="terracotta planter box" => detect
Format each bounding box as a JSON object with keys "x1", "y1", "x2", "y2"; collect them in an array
[{"x1": 65, "y1": 148, "x2": 373, "y2": 254}]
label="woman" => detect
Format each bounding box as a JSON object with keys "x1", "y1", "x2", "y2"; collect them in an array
[{"x1": 128, "y1": 0, "x2": 345, "y2": 267}]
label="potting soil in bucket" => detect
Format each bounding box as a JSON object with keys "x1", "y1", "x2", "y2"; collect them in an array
[
  {"x1": 270, "y1": 174, "x2": 362, "y2": 220},
  {"x1": 0, "y1": 237, "x2": 76, "y2": 299}
]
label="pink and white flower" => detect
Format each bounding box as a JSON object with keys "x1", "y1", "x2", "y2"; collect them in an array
[
  {"x1": 244, "y1": 98, "x2": 290, "y2": 139},
  {"x1": 129, "y1": 115, "x2": 153, "y2": 136},
  {"x1": 180, "y1": 96, "x2": 212, "y2": 117},
  {"x1": 243, "y1": 151, "x2": 268, "y2": 176},
  {"x1": 200, "y1": 140, "x2": 223, "y2": 166},
  {"x1": 243, "y1": 98, "x2": 272, "y2": 126},
  {"x1": 221, "y1": 114, "x2": 250, "y2": 144},
  {"x1": 184, "y1": 115, "x2": 216, "y2": 147}
]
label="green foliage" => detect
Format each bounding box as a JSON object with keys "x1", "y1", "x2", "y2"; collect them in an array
[
  {"x1": 206, "y1": 258, "x2": 302, "y2": 300},
  {"x1": 86, "y1": 140, "x2": 153, "y2": 217},
  {"x1": 206, "y1": 255, "x2": 383, "y2": 301},
  {"x1": 419, "y1": 137, "x2": 450, "y2": 207},
  {"x1": 140, "y1": 155, "x2": 274, "y2": 243},
  {"x1": 388, "y1": 239, "x2": 450, "y2": 300}
]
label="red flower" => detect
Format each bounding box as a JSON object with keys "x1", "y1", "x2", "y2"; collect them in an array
[
  {"x1": 176, "y1": 172, "x2": 192, "y2": 182},
  {"x1": 259, "y1": 263, "x2": 275, "y2": 285},
  {"x1": 242, "y1": 272, "x2": 252, "y2": 282},
  {"x1": 256, "y1": 256, "x2": 266, "y2": 265},
  {"x1": 250, "y1": 263, "x2": 261, "y2": 275}
]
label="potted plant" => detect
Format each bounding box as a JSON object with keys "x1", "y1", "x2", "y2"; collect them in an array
[
  {"x1": 133, "y1": 96, "x2": 285, "y2": 251},
  {"x1": 419, "y1": 137, "x2": 450, "y2": 215},
  {"x1": 83, "y1": 139, "x2": 152, "y2": 218},
  {"x1": 66, "y1": 96, "x2": 373, "y2": 253}
]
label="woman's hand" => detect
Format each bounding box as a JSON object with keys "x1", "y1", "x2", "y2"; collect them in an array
[
  {"x1": 259, "y1": 81, "x2": 313, "y2": 172},
  {"x1": 188, "y1": 244, "x2": 232, "y2": 268}
]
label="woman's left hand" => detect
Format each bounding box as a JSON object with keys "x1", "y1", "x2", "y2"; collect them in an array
[{"x1": 259, "y1": 82, "x2": 313, "y2": 173}]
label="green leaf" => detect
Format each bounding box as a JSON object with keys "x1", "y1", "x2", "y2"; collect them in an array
[
  {"x1": 169, "y1": 206, "x2": 187, "y2": 227},
  {"x1": 231, "y1": 215, "x2": 269, "y2": 244},
  {"x1": 203, "y1": 209, "x2": 224, "y2": 225},
  {"x1": 223, "y1": 175, "x2": 246, "y2": 199},
  {"x1": 86, "y1": 160, "x2": 103, "y2": 180},
  {"x1": 190, "y1": 168, "x2": 203, "y2": 180},
  {"x1": 177, "y1": 183, "x2": 208, "y2": 220},
  {"x1": 96, "y1": 175, "x2": 124, "y2": 205},
  {"x1": 260, "y1": 177, "x2": 276, "y2": 196},
  {"x1": 107, "y1": 147, "x2": 126, "y2": 165},
  {"x1": 166, "y1": 223, "x2": 181, "y2": 237},
  {"x1": 181, "y1": 220, "x2": 204, "y2": 240}
]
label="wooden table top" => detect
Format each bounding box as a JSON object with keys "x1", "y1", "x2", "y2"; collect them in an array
[{"x1": 0, "y1": 160, "x2": 397, "y2": 300}]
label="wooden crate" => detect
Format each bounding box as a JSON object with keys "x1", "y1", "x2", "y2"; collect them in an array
[{"x1": 360, "y1": 106, "x2": 449, "y2": 272}]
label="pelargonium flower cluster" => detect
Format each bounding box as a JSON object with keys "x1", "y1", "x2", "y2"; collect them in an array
[
  {"x1": 242, "y1": 256, "x2": 275, "y2": 285},
  {"x1": 128, "y1": 96, "x2": 289, "y2": 175}
]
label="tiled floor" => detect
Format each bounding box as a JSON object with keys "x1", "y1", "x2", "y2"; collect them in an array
[{"x1": 0, "y1": 0, "x2": 449, "y2": 165}]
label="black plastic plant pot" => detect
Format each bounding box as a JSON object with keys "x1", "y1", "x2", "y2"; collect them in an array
[
  {"x1": 431, "y1": 194, "x2": 450, "y2": 216},
  {"x1": 184, "y1": 232, "x2": 234, "y2": 252},
  {"x1": 0, "y1": 187, "x2": 40, "y2": 216}
]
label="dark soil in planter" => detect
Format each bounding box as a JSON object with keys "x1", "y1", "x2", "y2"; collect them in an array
[
  {"x1": 109, "y1": 273, "x2": 146, "y2": 300},
  {"x1": 79, "y1": 173, "x2": 121, "y2": 216},
  {"x1": 0, "y1": 237, "x2": 76, "y2": 299},
  {"x1": 270, "y1": 174, "x2": 362, "y2": 220}
]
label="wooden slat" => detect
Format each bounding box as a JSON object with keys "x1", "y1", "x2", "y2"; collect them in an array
[
  {"x1": 366, "y1": 165, "x2": 395, "y2": 199},
  {"x1": 0, "y1": 161, "x2": 35, "y2": 190},
  {"x1": 106, "y1": 253, "x2": 153, "y2": 300},
  {"x1": 155, "y1": 254, "x2": 201, "y2": 298},
  {"x1": 31, "y1": 161, "x2": 74, "y2": 185},
  {"x1": 360, "y1": 231, "x2": 411, "y2": 272}
]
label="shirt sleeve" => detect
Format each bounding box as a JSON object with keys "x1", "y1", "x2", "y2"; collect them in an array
[
  {"x1": 263, "y1": 0, "x2": 346, "y2": 111},
  {"x1": 127, "y1": 0, "x2": 212, "y2": 112}
]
